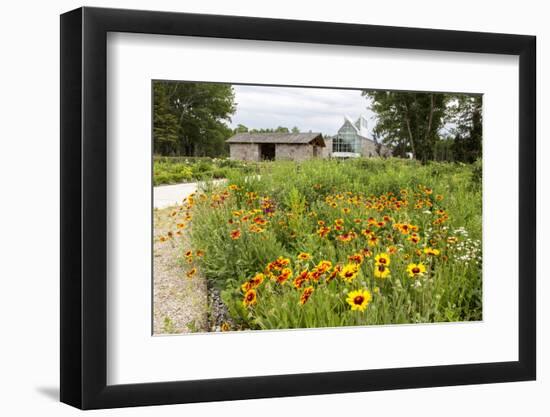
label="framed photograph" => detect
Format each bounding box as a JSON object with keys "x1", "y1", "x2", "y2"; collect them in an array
[{"x1": 60, "y1": 6, "x2": 536, "y2": 409}]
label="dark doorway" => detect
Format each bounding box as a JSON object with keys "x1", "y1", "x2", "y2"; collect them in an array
[{"x1": 260, "y1": 143, "x2": 276, "y2": 160}]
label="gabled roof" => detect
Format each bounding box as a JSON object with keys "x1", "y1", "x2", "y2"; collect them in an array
[
  {"x1": 226, "y1": 132, "x2": 325, "y2": 146},
  {"x1": 343, "y1": 115, "x2": 370, "y2": 139}
]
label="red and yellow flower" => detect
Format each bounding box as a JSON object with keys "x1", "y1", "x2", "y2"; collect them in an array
[
  {"x1": 423, "y1": 247, "x2": 440, "y2": 256},
  {"x1": 367, "y1": 234, "x2": 379, "y2": 247},
  {"x1": 374, "y1": 264, "x2": 390, "y2": 279},
  {"x1": 317, "y1": 226, "x2": 331, "y2": 238},
  {"x1": 346, "y1": 289, "x2": 372, "y2": 312},
  {"x1": 297, "y1": 252, "x2": 311, "y2": 261},
  {"x1": 275, "y1": 268, "x2": 293, "y2": 284},
  {"x1": 348, "y1": 253, "x2": 364, "y2": 265},
  {"x1": 293, "y1": 270, "x2": 310, "y2": 289},
  {"x1": 374, "y1": 252, "x2": 391, "y2": 266},
  {"x1": 242, "y1": 289, "x2": 257, "y2": 307},
  {"x1": 299, "y1": 286, "x2": 314, "y2": 305},
  {"x1": 407, "y1": 263, "x2": 427, "y2": 278},
  {"x1": 316, "y1": 260, "x2": 332, "y2": 273},
  {"x1": 241, "y1": 273, "x2": 265, "y2": 292},
  {"x1": 339, "y1": 263, "x2": 360, "y2": 282}
]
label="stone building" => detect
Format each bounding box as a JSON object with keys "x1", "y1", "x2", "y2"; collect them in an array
[{"x1": 227, "y1": 132, "x2": 326, "y2": 162}]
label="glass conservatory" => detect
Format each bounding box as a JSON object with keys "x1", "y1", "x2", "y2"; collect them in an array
[{"x1": 331, "y1": 116, "x2": 369, "y2": 157}]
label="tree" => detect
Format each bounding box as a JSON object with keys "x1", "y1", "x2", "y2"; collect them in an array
[
  {"x1": 153, "y1": 81, "x2": 236, "y2": 156},
  {"x1": 234, "y1": 124, "x2": 249, "y2": 134},
  {"x1": 447, "y1": 95, "x2": 482, "y2": 163},
  {"x1": 291, "y1": 126, "x2": 300, "y2": 134},
  {"x1": 363, "y1": 91, "x2": 448, "y2": 162},
  {"x1": 153, "y1": 83, "x2": 179, "y2": 155},
  {"x1": 248, "y1": 126, "x2": 293, "y2": 134}
]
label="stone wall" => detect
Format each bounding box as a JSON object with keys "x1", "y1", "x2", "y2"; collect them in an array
[
  {"x1": 275, "y1": 144, "x2": 314, "y2": 161},
  {"x1": 378, "y1": 144, "x2": 392, "y2": 157},
  {"x1": 229, "y1": 143, "x2": 260, "y2": 161},
  {"x1": 230, "y1": 143, "x2": 331, "y2": 161},
  {"x1": 361, "y1": 139, "x2": 392, "y2": 157},
  {"x1": 361, "y1": 139, "x2": 378, "y2": 157},
  {"x1": 322, "y1": 137, "x2": 333, "y2": 158}
]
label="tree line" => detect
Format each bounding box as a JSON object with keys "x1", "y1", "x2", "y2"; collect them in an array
[
  {"x1": 233, "y1": 125, "x2": 301, "y2": 134},
  {"x1": 363, "y1": 91, "x2": 482, "y2": 163}
]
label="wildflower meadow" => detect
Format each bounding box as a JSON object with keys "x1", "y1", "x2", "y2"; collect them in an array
[{"x1": 158, "y1": 158, "x2": 482, "y2": 331}]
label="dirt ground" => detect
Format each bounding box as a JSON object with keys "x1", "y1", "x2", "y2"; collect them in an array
[{"x1": 153, "y1": 206, "x2": 208, "y2": 335}]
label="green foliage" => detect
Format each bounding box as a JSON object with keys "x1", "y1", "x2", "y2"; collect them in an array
[
  {"x1": 153, "y1": 83, "x2": 179, "y2": 155},
  {"x1": 153, "y1": 157, "x2": 258, "y2": 185},
  {"x1": 364, "y1": 91, "x2": 449, "y2": 162},
  {"x1": 448, "y1": 95, "x2": 483, "y2": 163},
  {"x1": 364, "y1": 91, "x2": 482, "y2": 163},
  {"x1": 153, "y1": 81, "x2": 235, "y2": 157},
  {"x1": 233, "y1": 125, "x2": 300, "y2": 134},
  {"x1": 470, "y1": 158, "x2": 483, "y2": 187},
  {"x1": 162, "y1": 316, "x2": 177, "y2": 334},
  {"x1": 187, "y1": 158, "x2": 482, "y2": 330}
]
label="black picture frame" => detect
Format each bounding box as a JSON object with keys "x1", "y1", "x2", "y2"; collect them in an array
[{"x1": 60, "y1": 6, "x2": 536, "y2": 410}]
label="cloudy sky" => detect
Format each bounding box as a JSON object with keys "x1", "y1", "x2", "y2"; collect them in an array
[{"x1": 229, "y1": 85, "x2": 376, "y2": 136}]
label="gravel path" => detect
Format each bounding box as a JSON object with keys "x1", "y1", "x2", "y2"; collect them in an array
[
  {"x1": 154, "y1": 179, "x2": 226, "y2": 208},
  {"x1": 153, "y1": 207, "x2": 208, "y2": 334}
]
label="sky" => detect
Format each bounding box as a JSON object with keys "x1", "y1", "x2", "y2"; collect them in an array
[{"x1": 229, "y1": 85, "x2": 376, "y2": 136}]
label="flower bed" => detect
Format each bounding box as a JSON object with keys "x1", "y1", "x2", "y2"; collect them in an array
[{"x1": 159, "y1": 158, "x2": 482, "y2": 330}]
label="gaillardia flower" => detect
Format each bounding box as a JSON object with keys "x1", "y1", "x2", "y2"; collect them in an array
[
  {"x1": 339, "y1": 263, "x2": 359, "y2": 282},
  {"x1": 241, "y1": 273, "x2": 265, "y2": 292},
  {"x1": 423, "y1": 247, "x2": 440, "y2": 256},
  {"x1": 299, "y1": 286, "x2": 314, "y2": 305},
  {"x1": 407, "y1": 263, "x2": 427, "y2": 278},
  {"x1": 297, "y1": 252, "x2": 311, "y2": 261},
  {"x1": 374, "y1": 253, "x2": 391, "y2": 266},
  {"x1": 316, "y1": 260, "x2": 332, "y2": 273},
  {"x1": 346, "y1": 289, "x2": 372, "y2": 312},
  {"x1": 374, "y1": 264, "x2": 390, "y2": 279},
  {"x1": 293, "y1": 270, "x2": 309, "y2": 289},
  {"x1": 276, "y1": 268, "x2": 293, "y2": 284},
  {"x1": 367, "y1": 235, "x2": 379, "y2": 247},
  {"x1": 348, "y1": 253, "x2": 364, "y2": 264},
  {"x1": 242, "y1": 289, "x2": 257, "y2": 307}
]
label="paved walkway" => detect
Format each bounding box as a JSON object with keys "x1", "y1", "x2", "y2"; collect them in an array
[{"x1": 154, "y1": 179, "x2": 226, "y2": 208}]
